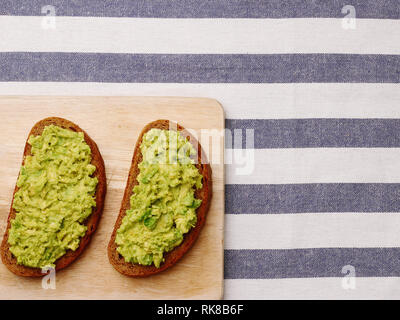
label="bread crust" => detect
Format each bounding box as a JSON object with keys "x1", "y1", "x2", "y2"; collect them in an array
[
  {"x1": 1, "y1": 117, "x2": 107, "y2": 277},
  {"x1": 108, "y1": 120, "x2": 212, "y2": 277}
]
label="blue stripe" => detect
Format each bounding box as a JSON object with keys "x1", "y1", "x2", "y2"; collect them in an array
[
  {"x1": 225, "y1": 248, "x2": 400, "y2": 279},
  {"x1": 0, "y1": 53, "x2": 399, "y2": 83},
  {"x1": 225, "y1": 184, "x2": 400, "y2": 214},
  {"x1": 226, "y1": 119, "x2": 400, "y2": 149},
  {"x1": 1, "y1": 0, "x2": 399, "y2": 19}
]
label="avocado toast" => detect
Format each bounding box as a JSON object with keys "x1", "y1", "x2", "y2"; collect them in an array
[
  {"x1": 108, "y1": 120, "x2": 212, "y2": 277},
  {"x1": 1, "y1": 117, "x2": 106, "y2": 277}
]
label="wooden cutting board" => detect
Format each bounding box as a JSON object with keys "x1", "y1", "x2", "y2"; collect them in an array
[{"x1": 0, "y1": 96, "x2": 224, "y2": 300}]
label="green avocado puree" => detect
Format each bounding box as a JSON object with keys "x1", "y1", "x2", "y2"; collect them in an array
[
  {"x1": 8, "y1": 125, "x2": 98, "y2": 268},
  {"x1": 115, "y1": 129, "x2": 203, "y2": 268}
]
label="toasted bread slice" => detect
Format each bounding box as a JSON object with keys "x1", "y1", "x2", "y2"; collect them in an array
[
  {"x1": 1, "y1": 117, "x2": 107, "y2": 277},
  {"x1": 108, "y1": 120, "x2": 212, "y2": 277}
]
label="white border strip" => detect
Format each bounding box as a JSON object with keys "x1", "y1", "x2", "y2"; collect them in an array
[
  {"x1": 224, "y1": 278, "x2": 400, "y2": 299},
  {"x1": 0, "y1": 17, "x2": 399, "y2": 54},
  {"x1": 227, "y1": 148, "x2": 400, "y2": 184},
  {"x1": 0, "y1": 83, "x2": 400, "y2": 119},
  {"x1": 225, "y1": 213, "x2": 400, "y2": 250}
]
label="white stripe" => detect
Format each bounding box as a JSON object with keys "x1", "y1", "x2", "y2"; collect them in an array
[
  {"x1": 225, "y1": 278, "x2": 400, "y2": 299},
  {"x1": 0, "y1": 17, "x2": 399, "y2": 54},
  {"x1": 0, "y1": 83, "x2": 399, "y2": 119},
  {"x1": 227, "y1": 148, "x2": 400, "y2": 184},
  {"x1": 225, "y1": 213, "x2": 400, "y2": 250}
]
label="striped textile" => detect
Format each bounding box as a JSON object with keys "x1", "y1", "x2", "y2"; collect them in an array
[{"x1": 1, "y1": 1, "x2": 400, "y2": 299}]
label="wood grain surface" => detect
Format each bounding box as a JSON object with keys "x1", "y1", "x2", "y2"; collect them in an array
[{"x1": 0, "y1": 96, "x2": 224, "y2": 300}]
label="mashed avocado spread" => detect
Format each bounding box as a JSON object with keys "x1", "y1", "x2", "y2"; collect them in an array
[
  {"x1": 115, "y1": 128, "x2": 203, "y2": 268},
  {"x1": 8, "y1": 125, "x2": 98, "y2": 268}
]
